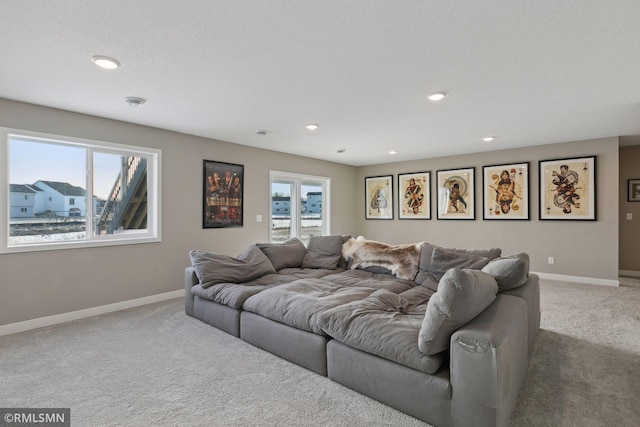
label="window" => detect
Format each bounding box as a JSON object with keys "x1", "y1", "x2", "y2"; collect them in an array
[
  {"x1": 270, "y1": 171, "x2": 330, "y2": 245},
  {"x1": 2, "y1": 128, "x2": 161, "y2": 252}
]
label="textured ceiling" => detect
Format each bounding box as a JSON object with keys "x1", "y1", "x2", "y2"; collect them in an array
[{"x1": 2, "y1": 1, "x2": 639, "y2": 166}]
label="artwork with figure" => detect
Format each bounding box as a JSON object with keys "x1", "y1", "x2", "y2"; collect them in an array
[
  {"x1": 539, "y1": 156, "x2": 596, "y2": 220},
  {"x1": 398, "y1": 172, "x2": 430, "y2": 219},
  {"x1": 203, "y1": 160, "x2": 244, "y2": 228},
  {"x1": 483, "y1": 163, "x2": 529, "y2": 220},
  {"x1": 628, "y1": 179, "x2": 640, "y2": 202},
  {"x1": 365, "y1": 175, "x2": 393, "y2": 219},
  {"x1": 437, "y1": 168, "x2": 475, "y2": 220}
]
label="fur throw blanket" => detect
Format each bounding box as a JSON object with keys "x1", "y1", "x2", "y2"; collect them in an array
[{"x1": 342, "y1": 237, "x2": 422, "y2": 280}]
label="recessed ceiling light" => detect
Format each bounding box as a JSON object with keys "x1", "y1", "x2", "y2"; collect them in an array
[
  {"x1": 483, "y1": 136, "x2": 496, "y2": 142},
  {"x1": 256, "y1": 130, "x2": 268, "y2": 136},
  {"x1": 306, "y1": 124, "x2": 319, "y2": 130},
  {"x1": 389, "y1": 150, "x2": 398, "y2": 155},
  {"x1": 428, "y1": 92, "x2": 446, "y2": 101},
  {"x1": 336, "y1": 148, "x2": 346, "y2": 154},
  {"x1": 125, "y1": 97, "x2": 146, "y2": 107},
  {"x1": 92, "y1": 55, "x2": 120, "y2": 69}
]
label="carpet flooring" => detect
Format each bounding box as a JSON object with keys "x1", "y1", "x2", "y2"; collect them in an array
[{"x1": 1, "y1": 279, "x2": 639, "y2": 426}]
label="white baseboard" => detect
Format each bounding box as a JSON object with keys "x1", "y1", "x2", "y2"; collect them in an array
[
  {"x1": 532, "y1": 272, "x2": 619, "y2": 287},
  {"x1": 0, "y1": 289, "x2": 185, "y2": 337},
  {"x1": 619, "y1": 270, "x2": 640, "y2": 278}
]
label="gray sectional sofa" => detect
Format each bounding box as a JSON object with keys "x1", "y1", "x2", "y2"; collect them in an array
[{"x1": 184, "y1": 236, "x2": 540, "y2": 427}]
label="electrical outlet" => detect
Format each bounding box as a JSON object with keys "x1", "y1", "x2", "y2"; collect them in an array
[
  {"x1": 548, "y1": 256, "x2": 555, "y2": 265},
  {"x1": 256, "y1": 214, "x2": 262, "y2": 222},
  {"x1": 627, "y1": 213, "x2": 633, "y2": 220}
]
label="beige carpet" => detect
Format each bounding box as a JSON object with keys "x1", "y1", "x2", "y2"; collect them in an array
[{"x1": 1, "y1": 279, "x2": 639, "y2": 426}]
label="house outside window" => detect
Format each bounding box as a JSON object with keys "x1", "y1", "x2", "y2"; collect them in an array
[
  {"x1": 2, "y1": 128, "x2": 161, "y2": 253},
  {"x1": 270, "y1": 171, "x2": 330, "y2": 245}
]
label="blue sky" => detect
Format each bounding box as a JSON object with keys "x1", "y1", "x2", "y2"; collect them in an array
[{"x1": 10, "y1": 139, "x2": 122, "y2": 199}]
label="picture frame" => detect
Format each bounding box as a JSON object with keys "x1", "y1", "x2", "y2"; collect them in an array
[
  {"x1": 482, "y1": 162, "x2": 530, "y2": 220},
  {"x1": 539, "y1": 156, "x2": 596, "y2": 220},
  {"x1": 436, "y1": 167, "x2": 475, "y2": 220},
  {"x1": 365, "y1": 175, "x2": 393, "y2": 219},
  {"x1": 203, "y1": 160, "x2": 244, "y2": 228},
  {"x1": 628, "y1": 179, "x2": 640, "y2": 202},
  {"x1": 398, "y1": 172, "x2": 431, "y2": 219}
]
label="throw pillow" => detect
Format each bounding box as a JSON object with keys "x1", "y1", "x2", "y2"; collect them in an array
[
  {"x1": 302, "y1": 235, "x2": 344, "y2": 269},
  {"x1": 415, "y1": 243, "x2": 501, "y2": 285},
  {"x1": 189, "y1": 245, "x2": 277, "y2": 289},
  {"x1": 424, "y1": 247, "x2": 492, "y2": 289},
  {"x1": 418, "y1": 268, "x2": 499, "y2": 355},
  {"x1": 256, "y1": 237, "x2": 307, "y2": 270},
  {"x1": 482, "y1": 253, "x2": 529, "y2": 291}
]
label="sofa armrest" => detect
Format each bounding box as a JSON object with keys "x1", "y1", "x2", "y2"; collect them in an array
[
  {"x1": 184, "y1": 266, "x2": 198, "y2": 316},
  {"x1": 450, "y1": 294, "x2": 528, "y2": 427}
]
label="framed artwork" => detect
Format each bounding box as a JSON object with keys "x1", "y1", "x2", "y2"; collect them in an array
[
  {"x1": 539, "y1": 156, "x2": 596, "y2": 220},
  {"x1": 482, "y1": 162, "x2": 529, "y2": 220},
  {"x1": 398, "y1": 172, "x2": 431, "y2": 219},
  {"x1": 203, "y1": 160, "x2": 244, "y2": 228},
  {"x1": 365, "y1": 175, "x2": 393, "y2": 219},
  {"x1": 436, "y1": 167, "x2": 475, "y2": 220},
  {"x1": 628, "y1": 179, "x2": 640, "y2": 202}
]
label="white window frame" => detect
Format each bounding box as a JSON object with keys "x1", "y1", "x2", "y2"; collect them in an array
[
  {"x1": 269, "y1": 170, "x2": 330, "y2": 243},
  {"x1": 1, "y1": 128, "x2": 162, "y2": 253}
]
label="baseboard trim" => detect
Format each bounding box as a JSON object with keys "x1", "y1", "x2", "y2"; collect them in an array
[
  {"x1": 619, "y1": 270, "x2": 640, "y2": 278},
  {"x1": 533, "y1": 272, "x2": 619, "y2": 287},
  {"x1": 0, "y1": 289, "x2": 185, "y2": 337}
]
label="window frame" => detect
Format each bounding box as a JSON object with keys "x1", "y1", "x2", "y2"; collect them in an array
[
  {"x1": 269, "y1": 170, "x2": 330, "y2": 243},
  {"x1": 1, "y1": 128, "x2": 162, "y2": 253}
]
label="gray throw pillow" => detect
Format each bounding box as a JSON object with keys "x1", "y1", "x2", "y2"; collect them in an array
[
  {"x1": 189, "y1": 245, "x2": 276, "y2": 289},
  {"x1": 482, "y1": 253, "x2": 529, "y2": 291},
  {"x1": 418, "y1": 268, "x2": 499, "y2": 355},
  {"x1": 302, "y1": 235, "x2": 344, "y2": 269},
  {"x1": 425, "y1": 247, "x2": 492, "y2": 287},
  {"x1": 257, "y1": 237, "x2": 307, "y2": 270},
  {"x1": 415, "y1": 243, "x2": 501, "y2": 285}
]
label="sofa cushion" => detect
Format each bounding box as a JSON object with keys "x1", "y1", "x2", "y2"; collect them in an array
[
  {"x1": 257, "y1": 237, "x2": 307, "y2": 270},
  {"x1": 242, "y1": 278, "x2": 376, "y2": 334},
  {"x1": 302, "y1": 235, "x2": 344, "y2": 269},
  {"x1": 418, "y1": 268, "x2": 499, "y2": 356},
  {"x1": 420, "y1": 247, "x2": 493, "y2": 291},
  {"x1": 318, "y1": 289, "x2": 443, "y2": 374},
  {"x1": 189, "y1": 246, "x2": 276, "y2": 289},
  {"x1": 415, "y1": 243, "x2": 501, "y2": 287},
  {"x1": 482, "y1": 253, "x2": 530, "y2": 291}
]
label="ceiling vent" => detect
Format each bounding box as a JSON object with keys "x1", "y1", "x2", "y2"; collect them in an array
[{"x1": 125, "y1": 97, "x2": 146, "y2": 107}]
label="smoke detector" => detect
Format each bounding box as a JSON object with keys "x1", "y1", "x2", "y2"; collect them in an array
[{"x1": 125, "y1": 97, "x2": 146, "y2": 107}]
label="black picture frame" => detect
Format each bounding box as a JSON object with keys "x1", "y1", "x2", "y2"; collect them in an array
[
  {"x1": 365, "y1": 175, "x2": 393, "y2": 219},
  {"x1": 203, "y1": 160, "x2": 244, "y2": 228},
  {"x1": 628, "y1": 179, "x2": 640, "y2": 202},
  {"x1": 482, "y1": 162, "x2": 530, "y2": 220},
  {"x1": 398, "y1": 171, "x2": 431, "y2": 219},
  {"x1": 436, "y1": 167, "x2": 475, "y2": 220},
  {"x1": 539, "y1": 156, "x2": 596, "y2": 220}
]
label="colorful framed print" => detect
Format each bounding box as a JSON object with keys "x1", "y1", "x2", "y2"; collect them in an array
[
  {"x1": 398, "y1": 172, "x2": 431, "y2": 219},
  {"x1": 539, "y1": 156, "x2": 596, "y2": 220},
  {"x1": 482, "y1": 162, "x2": 529, "y2": 220},
  {"x1": 203, "y1": 160, "x2": 244, "y2": 228},
  {"x1": 436, "y1": 167, "x2": 475, "y2": 220},
  {"x1": 628, "y1": 179, "x2": 640, "y2": 202},
  {"x1": 365, "y1": 175, "x2": 393, "y2": 219}
]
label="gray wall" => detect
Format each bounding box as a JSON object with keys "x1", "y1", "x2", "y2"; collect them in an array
[
  {"x1": 356, "y1": 137, "x2": 619, "y2": 281},
  {"x1": 0, "y1": 99, "x2": 357, "y2": 326},
  {"x1": 619, "y1": 145, "x2": 640, "y2": 272}
]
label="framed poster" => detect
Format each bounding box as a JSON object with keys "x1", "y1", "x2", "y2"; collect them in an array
[
  {"x1": 628, "y1": 179, "x2": 640, "y2": 202},
  {"x1": 203, "y1": 160, "x2": 244, "y2": 228},
  {"x1": 398, "y1": 172, "x2": 431, "y2": 219},
  {"x1": 539, "y1": 156, "x2": 596, "y2": 220},
  {"x1": 482, "y1": 162, "x2": 529, "y2": 220},
  {"x1": 365, "y1": 175, "x2": 393, "y2": 219},
  {"x1": 436, "y1": 167, "x2": 475, "y2": 220}
]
